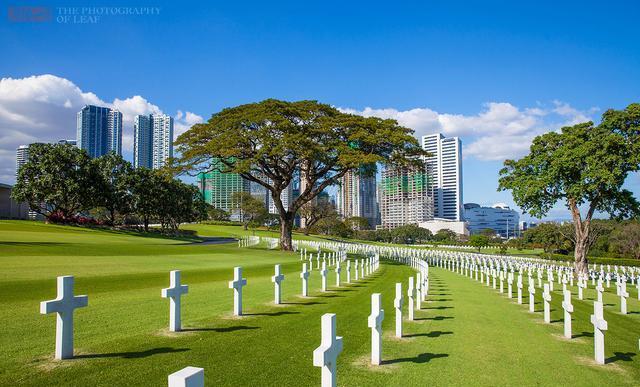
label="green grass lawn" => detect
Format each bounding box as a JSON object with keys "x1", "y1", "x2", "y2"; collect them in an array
[{"x1": 0, "y1": 220, "x2": 638, "y2": 386}]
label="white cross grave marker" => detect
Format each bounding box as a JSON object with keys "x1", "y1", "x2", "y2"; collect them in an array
[
  {"x1": 335, "y1": 263, "x2": 341, "y2": 287},
  {"x1": 271, "y1": 264, "x2": 285, "y2": 305},
  {"x1": 161, "y1": 270, "x2": 189, "y2": 332},
  {"x1": 542, "y1": 283, "x2": 552, "y2": 323},
  {"x1": 368, "y1": 293, "x2": 385, "y2": 365},
  {"x1": 408, "y1": 277, "x2": 415, "y2": 321},
  {"x1": 562, "y1": 289, "x2": 573, "y2": 339},
  {"x1": 590, "y1": 301, "x2": 608, "y2": 365},
  {"x1": 620, "y1": 281, "x2": 629, "y2": 314},
  {"x1": 40, "y1": 275, "x2": 88, "y2": 359},
  {"x1": 228, "y1": 267, "x2": 247, "y2": 316},
  {"x1": 313, "y1": 313, "x2": 343, "y2": 387},
  {"x1": 321, "y1": 262, "x2": 328, "y2": 292},
  {"x1": 394, "y1": 283, "x2": 403, "y2": 338},
  {"x1": 528, "y1": 281, "x2": 536, "y2": 313},
  {"x1": 300, "y1": 263, "x2": 310, "y2": 297}
]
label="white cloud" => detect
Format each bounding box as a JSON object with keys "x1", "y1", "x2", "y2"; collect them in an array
[
  {"x1": 174, "y1": 110, "x2": 204, "y2": 139},
  {"x1": 340, "y1": 101, "x2": 597, "y2": 161},
  {"x1": 0, "y1": 74, "x2": 202, "y2": 183}
]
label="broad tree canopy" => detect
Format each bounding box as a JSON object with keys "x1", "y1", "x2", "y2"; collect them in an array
[
  {"x1": 175, "y1": 99, "x2": 425, "y2": 250},
  {"x1": 498, "y1": 103, "x2": 640, "y2": 272}
]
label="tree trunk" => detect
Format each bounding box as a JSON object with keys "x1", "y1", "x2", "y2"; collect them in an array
[
  {"x1": 280, "y1": 214, "x2": 294, "y2": 251},
  {"x1": 303, "y1": 228, "x2": 310, "y2": 236},
  {"x1": 569, "y1": 199, "x2": 590, "y2": 275},
  {"x1": 574, "y1": 234, "x2": 589, "y2": 274}
]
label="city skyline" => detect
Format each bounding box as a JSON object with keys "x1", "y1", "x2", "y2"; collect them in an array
[{"x1": 2, "y1": 1, "x2": 639, "y2": 221}]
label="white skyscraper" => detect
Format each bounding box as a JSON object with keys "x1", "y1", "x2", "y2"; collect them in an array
[
  {"x1": 16, "y1": 145, "x2": 29, "y2": 177},
  {"x1": 422, "y1": 133, "x2": 463, "y2": 221},
  {"x1": 134, "y1": 114, "x2": 173, "y2": 169},
  {"x1": 336, "y1": 168, "x2": 378, "y2": 228}
]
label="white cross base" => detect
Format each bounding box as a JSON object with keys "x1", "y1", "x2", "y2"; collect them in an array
[
  {"x1": 40, "y1": 275, "x2": 88, "y2": 359},
  {"x1": 168, "y1": 366, "x2": 204, "y2": 387}
]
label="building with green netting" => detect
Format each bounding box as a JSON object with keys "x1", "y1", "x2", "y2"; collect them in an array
[
  {"x1": 197, "y1": 159, "x2": 250, "y2": 220},
  {"x1": 379, "y1": 164, "x2": 433, "y2": 229}
]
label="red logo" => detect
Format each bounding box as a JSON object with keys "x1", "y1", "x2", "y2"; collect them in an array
[{"x1": 8, "y1": 6, "x2": 52, "y2": 22}]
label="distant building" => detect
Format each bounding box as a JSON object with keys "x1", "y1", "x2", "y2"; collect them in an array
[
  {"x1": 77, "y1": 105, "x2": 122, "y2": 157},
  {"x1": 16, "y1": 145, "x2": 29, "y2": 177},
  {"x1": 422, "y1": 133, "x2": 463, "y2": 221},
  {"x1": 419, "y1": 219, "x2": 469, "y2": 236},
  {"x1": 57, "y1": 139, "x2": 77, "y2": 146},
  {"x1": 198, "y1": 159, "x2": 250, "y2": 221},
  {"x1": 464, "y1": 203, "x2": 520, "y2": 238},
  {"x1": 0, "y1": 183, "x2": 29, "y2": 219},
  {"x1": 336, "y1": 167, "x2": 378, "y2": 228},
  {"x1": 134, "y1": 114, "x2": 174, "y2": 169},
  {"x1": 379, "y1": 164, "x2": 433, "y2": 229}
]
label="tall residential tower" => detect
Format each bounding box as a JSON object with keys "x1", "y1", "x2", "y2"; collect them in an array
[
  {"x1": 379, "y1": 164, "x2": 433, "y2": 229},
  {"x1": 336, "y1": 168, "x2": 378, "y2": 228},
  {"x1": 134, "y1": 114, "x2": 174, "y2": 169},
  {"x1": 421, "y1": 134, "x2": 463, "y2": 221},
  {"x1": 76, "y1": 105, "x2": 122, "y2": 158}
]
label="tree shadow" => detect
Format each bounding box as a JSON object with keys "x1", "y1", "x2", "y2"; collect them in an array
[
  {"x1": 75, "y1": 347, "x2": 189, "y2": 359},
  {"x1": 573, "y1": 331, "x2": 593, "y2": 339},
  {"x1": 606, "y1": 352, "x2": 636, "y2": 364},
  {"x1": 415, "y1": 316, "x2": 454, "y2": 321},
  {"x1": 0, "y1": 241, "x2": 70, "y2": 247},
  {"x1": 244, "y1": 311, "x2": 300, "y2": 317},
  {"x1": 182, "y1": 325, "x2": 259, "y2": 333},
  {"x1": 405, "y1": 331, "x2": 454, "y2": 338},
  {"x1": 383, "y1": 352, "x2": 449, "y2": 364}
]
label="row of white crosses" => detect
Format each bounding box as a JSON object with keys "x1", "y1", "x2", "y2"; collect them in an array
[
  {"x1": 312, "y1": 256, "x2": 428, "y2": 387},
  {"x1": 237, "y1": 236, "x2": 260, "y2": 248}
]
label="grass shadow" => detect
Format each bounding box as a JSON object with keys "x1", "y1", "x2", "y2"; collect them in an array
[
  {"x1": 415, "y1": 316, "x2": 454, "y2": 321},
  {"x1": 182, "y1": 325, "x2": 259, "y2": 333},
  {"x1": 281, "y1": 301, "x2": 325, "y2": 306},
  {"x1": 606, "y1": 352, "x2": 636, "y2": 364},
  {"x1": 383, "y1": 352, "x2": 449, "y2": 364},
  {"x1": 75, "y1": 347, "x2": 188, "y2": 359},
  {"x1": 425, "y1": 306, "x2": 453, "y2": 310},
  {"x1": 405, "y1": 331, "x2": 453, "y2": 338},
  {"x1": 244, "y1": 311, "x2": 300, "y2": 317},
  {"x1": 573, "y1": 331, "x2": 593, "y2": 339}
]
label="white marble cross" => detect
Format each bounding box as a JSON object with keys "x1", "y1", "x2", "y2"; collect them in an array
[
  {"x1": 499, "y1": 271, "x2": 504, "y2": 293},
  {"x1": 542, "y1": 283, "x2": 551, "y2": 323},
  {"x1": 335, "y1": 263, "x2": 341, "y2": 287},
  {"x1": 517, "y1": 274, "x2": 523, "y2": 304},
  {"x1": 394, "y1": 283, "x2": 403, "y2": 338},
  {"x1": 590, "y1": 301, "x2": 608, "y2": 365},
  {"x1": 368, "y1": 293, "x2": 384, "y2": 365},
  {"x1": 578, "y1": 277, "x2": 586, "y2": 300},
  {"x1": 161, "y1": 270, "x2": 189, "y2": 332},
  {"x1": 528, "y1": 281, "x2": 536, "y2": 313},
  {"x1": 507, "y1": 272, "x2": 513, "y2": 298},
  {"x1": 271, "y1": 264, "x2": 285, "y2": 305},
  {"x1": 562, "y1": 289, "x2": 573, "y2": 339},
  {"x1": 313, "y1": 313, "x2": 343, "y2": 387},
  {"x1": 300, "y1": 263, "x2": 310, "y2": 297},
  {"x1": 407, "y1": 276, "x2": 415, "y2": 321},
  {"x1": 620, "y1": 281, "x2": 629, "y2": 314},
  {"x1": 40, "y1": 275, "x2": 88, "y2": 359},
  {"x1": 596, "y1": 280, "x2": 604, "y2": 303},
  {"x1": 228, "y1": 267, "x2": 247, "y2": 316},
  {"x1": 346, "y1": 260, "x2": 351, "y2": 284},
  {"x1": 416, "y1": 272, "x2": 422, "y2": 310},
  {"x1": 168, "y1": 366, "x2": 204, "y2": 387},
  {"x1": 320, "y1": 262, "x2": 328, "y2": 292},
  {"x1": 355, "y1": 259, "x2": 360, "y2": 281}
]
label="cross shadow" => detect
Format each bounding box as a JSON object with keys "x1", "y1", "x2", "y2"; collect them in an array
[
  {"x1": 282, "y1": 301, "x2": 325, "y2": 306},
  {"x1": 244, "y1": 311, "x2": 300, "y2": 317},
  {"x1": 604, "y1": 303, "x2": 615, "y2": 307},
  {"x1": 628, "y1": 311, "x2": 640, "y2": 315},
  {"x1": 383, "y1": 352, "x2": 449, "y2": 364},
  {"x1": 573, "y1": 331, "x2": 593, "y2": 339},
  {"x1": 405, "y1": 330, "x2": 454, "y2": 338},
  {"x1": 425, "y1": 306, "x2": 453, "y2": 310},
  {"x1": 429, "y1": 298, "x2": 452, "y2": 302},
  {"x1": 550, "y1": 319, "x2": 562, "y2": 324},
  {"x1": 415, "y1": 316, "x2": 454, "y2": 321},
  {"x1": 606, "y1": 352, "x2": 636, "y2": 364},
  {"x1": 75, "y1": 347, "x2": 189, "y2": 359},
  {"x1": 182, "y1": 325, "x2": 259, "y2": 333},
  {"x1": 318, "y1": 294, "x2": 344, "y2": 298}
]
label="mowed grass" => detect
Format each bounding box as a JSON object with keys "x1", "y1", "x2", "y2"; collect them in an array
[{"x1": 0, "y1": 221, "x2": 638, "y2": 386}]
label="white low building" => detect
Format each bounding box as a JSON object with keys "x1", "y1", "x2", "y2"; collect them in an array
[{"x1": 418, "y1": 218, "x2": 469, "y2": 236}]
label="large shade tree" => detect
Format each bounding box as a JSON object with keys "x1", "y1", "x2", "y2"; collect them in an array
[
  {"x1": 175, "y1": 99, "x2": 425, "y2": 250},
  {"x1": 498, "y1": 103, "x2": 640, "y2": 273}
]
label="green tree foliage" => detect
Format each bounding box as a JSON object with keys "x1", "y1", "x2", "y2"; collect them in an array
[
  {"x1": 432, "y1": 229, "x2": 458, "y2": 243},
  {"x1": 608, "y1": 221, "x2": 640, "y2": 259},
  {"x1": 207, "y1": 206, "x2": 230, "y2": 221},
  {"x1": 175, "y1": 99, "x2": 425, "y2": 250},
  {"x1": 93, "y1": 152, "x2": 134, "y2": 225},
  {"x1": 499, "y1": 103, "x2": 640, "y2": 273},
  {"x1": 298, "y1": 200, "x2": 337, "y2": 235},
  {"x1": 522, "y1": 223, "x2": 570, "y2": 253},
  {"x1": 12, "y1": 143, "x2": 97, "y2": 222},
  {"x1": 232, "y1": 192, "x2": 268, "y2": 230},
  {"x1": 469, "y1": 234, "x2": 490, "y2": 252},
  {"x1": 344, "y1": 216, "x2": 371, "y2": 231},
  {"x1": 390, "y1": 224, "x2": 432, "y2": 244}
]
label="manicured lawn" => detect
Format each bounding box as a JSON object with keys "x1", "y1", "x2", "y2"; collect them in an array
[{"x1": 0, "y1": 221, "x2": 638, "y2": 386}]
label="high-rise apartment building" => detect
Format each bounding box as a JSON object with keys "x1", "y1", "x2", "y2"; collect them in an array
[
  {"x1": 16, "y1": 145, "x2": 29, "y2": 177},
  {"x1": 379, "y1": 164, "x2": 433, "y2": 229},
  {"x1": 336, "y1": 167, "x2": 378, "y2": 228},
  {"x1": 422, "y1": 133, "x2": 463, "y2": 221},
  {"x1": 76, "y1": 105, "x2": 122, "y2": 158},
  {"x1": 134, "y1": 114, "x2": 174, "y2": 169}
]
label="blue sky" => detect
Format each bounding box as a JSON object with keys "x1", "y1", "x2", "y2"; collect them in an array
[{"x1": 1, "y1": 1, "x2": 639, "y2": 220}]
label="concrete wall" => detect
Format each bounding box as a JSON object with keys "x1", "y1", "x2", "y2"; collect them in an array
[{"x1": 0, "y1": 184, "x2": 29, "y2": 219}]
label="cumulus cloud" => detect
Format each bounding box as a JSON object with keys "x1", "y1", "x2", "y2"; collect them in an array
[
  {"x1": 340, "y1": 101, "x2": 598, "y2": 161},
  {"x1": 0, "y1": 74, "x2": 203, "y2": 183}
]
